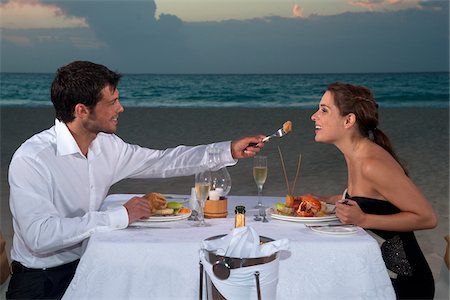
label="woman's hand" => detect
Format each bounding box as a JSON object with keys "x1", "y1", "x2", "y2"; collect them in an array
[{"x1": 335, "y1": 199, "x2": 367, "y2": 226}]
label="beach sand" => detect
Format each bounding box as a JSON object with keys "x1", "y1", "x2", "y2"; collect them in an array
[{"x1": 1, "y1": 107, "x2": 449, "y2": 290}]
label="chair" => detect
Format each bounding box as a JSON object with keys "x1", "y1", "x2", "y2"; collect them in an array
[
  {"x1": 0, "y1": 231, "x2": 11, "y2": 300},
  {"x1": 434, "y1": 235, "x2": 449, "y2": 300}
]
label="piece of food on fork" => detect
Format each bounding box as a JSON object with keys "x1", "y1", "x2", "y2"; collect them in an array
[
  {"x1": 261, "y1": 120, "x2": 293, "y2": 142},
  {"x1": 282, "y1": 120, "x2": 292, "y2": 134}
]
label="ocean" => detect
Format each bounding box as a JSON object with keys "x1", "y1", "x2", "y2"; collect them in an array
[{"x1": 0, "y1": 72, "x2": 448, "y2": 108}]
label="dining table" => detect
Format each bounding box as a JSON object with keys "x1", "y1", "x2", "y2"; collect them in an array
[{"x1": 63, "y1": 194, "x2": 395, "y2": 300}]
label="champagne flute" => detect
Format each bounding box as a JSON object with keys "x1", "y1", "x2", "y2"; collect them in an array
[
  {"x1": 253, "y1": 156, "x2": 268, "y2": 209},
  {"x1": 194, "y1": 170, "x2": 212, "y2": 227}
]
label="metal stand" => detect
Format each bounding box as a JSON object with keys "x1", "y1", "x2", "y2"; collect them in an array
[
  {"x1": 201, "y1": 269, "x2": 263, "y2": 300},
  {"x1": 254, "y1": 271, "x2": 261, "y2": 300},
  {"x1": 199, "y1": 261, "x2": 203, "y2": 300}
]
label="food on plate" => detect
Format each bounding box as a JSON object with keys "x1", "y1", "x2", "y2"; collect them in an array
[
  {"x1": 167, "y1": 201, "x2": 183, "y2": 213},
  {"x1": 144, "y1": 192, "x2": 167, "y2": 211},
  {"x1": 283, "y1": 121, "x2": 292, "y2": 133},
  {"x1": 142, "y1": 193, "x2": 191, "y2": 216},
  {"x1": 296, "y1": 195, "x2": 323, "y2": 217},
  {"x1": 285, "y1": 194, "x2": 295, "y2": 208},
  {"x1": 275, "y1": 203, "x2": 294, "y2": 216},
  {"x1": 275, "y1": 203, "x2": 285, "y2": 211},
  {"x1": 277, "y1": 194, "x2": 331, "y2": 217},
  {"x1": 178, "y1": 207, "x2": 191, "y2": 214},
  {"x1": 153, "y1": 208, "x2": 174, "y2": 215}
]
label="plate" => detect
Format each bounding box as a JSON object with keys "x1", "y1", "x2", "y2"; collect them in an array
[
  {"x1": 164, "y1": 195, "x2": 189, "y2": 203},
  {"x1": 267, "y1": 208, "x2": 338, "y2": 223},
  {"x1": 136, "y1": 210, "x2": 192, "y2": 223},
  {"x1": 309, "y1": 225, "x2": 359, "y2": 235}
]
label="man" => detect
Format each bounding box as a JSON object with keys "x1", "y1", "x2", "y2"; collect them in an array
[{"x1": 6, "y1": 61, "x2": 265, "y2": 299}]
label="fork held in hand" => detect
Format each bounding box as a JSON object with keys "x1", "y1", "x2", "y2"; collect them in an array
[
  {"x1": 249, "y1": 127, "x2": 289, "y2": 147},
  {"x1": 262, "y1": 128, "x2": 287, "y2": 142}
]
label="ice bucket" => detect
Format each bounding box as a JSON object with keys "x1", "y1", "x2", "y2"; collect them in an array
[{"x1": 200, "y1": 234, "x2": 280, "y2": 300}]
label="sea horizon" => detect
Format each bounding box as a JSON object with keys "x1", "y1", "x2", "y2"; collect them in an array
[{"x1": 1, "y1": 71, "x2": 448, "y2": 108}]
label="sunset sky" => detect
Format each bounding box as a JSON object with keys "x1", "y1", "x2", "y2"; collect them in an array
[{"x1": 0, "y1": 0, "x2": 448, "y2": 73}]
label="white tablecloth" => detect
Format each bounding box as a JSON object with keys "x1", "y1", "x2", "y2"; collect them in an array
[{"x1": 63, "y1": 194, "x2": 395, "y2": 300}]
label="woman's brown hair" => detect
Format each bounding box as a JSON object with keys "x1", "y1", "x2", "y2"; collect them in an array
[{"x1": 326, "y1": 82, "x2": 407, "y2": 174}]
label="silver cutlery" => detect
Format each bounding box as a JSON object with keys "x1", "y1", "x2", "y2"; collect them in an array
[
  {"x1": 306, "y1": 223, "x2": 355, "y2": 228},
  {"x1": 253, "y1": 213, "x2": 262, "y2": 221},
  {"x1": 262, "y1": 128, "x2": 288, "y2": 142},
  {"x1": 261, "y1": 209, "x2": 269, "y2": 223},
  {"x1": 249, "y1": 125, "x2": 291, "y2": 147}
]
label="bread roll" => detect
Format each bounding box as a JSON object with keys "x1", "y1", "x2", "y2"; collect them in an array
[
  {"x1": 143, "y1": 192, "x2": 167, "y2": 210},
  {"x1": 153, "y1": 208, "x2": 174, "y2": 215}
]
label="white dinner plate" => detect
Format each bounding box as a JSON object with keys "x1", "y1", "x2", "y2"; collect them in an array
[
  {"x1": 137, "y1": 211, "x2": 191, "y2": 223},
  {"x1": 309, "y1": 225, "x2": 359, "y2": 235},
  {"x1": 164, "y1": 195, "x2": 189, "y2": 203},
  {"x1": 267, "y1": 207, "x2": 338, "y2": 223}
]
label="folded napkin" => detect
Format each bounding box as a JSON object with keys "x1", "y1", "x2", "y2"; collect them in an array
[{"x1": 202, "y1": 226, "x2": 289, "y2": 258}]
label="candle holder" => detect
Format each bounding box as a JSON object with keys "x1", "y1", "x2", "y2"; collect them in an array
[{"x1": 204, "y1": 197, "x2": 228, "y2": 218}]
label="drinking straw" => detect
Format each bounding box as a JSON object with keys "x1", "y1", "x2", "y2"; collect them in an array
[
  {"x1": 290, "y1": 154, "x2": 302, "y2": 196},
  {"x1": 277, "y1": 146, "x2": 290, "y2": 195}
]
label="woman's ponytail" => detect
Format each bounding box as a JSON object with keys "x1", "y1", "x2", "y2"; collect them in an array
[{"x1": 371, "y1": 128, "x2": 408, "y2": 175}]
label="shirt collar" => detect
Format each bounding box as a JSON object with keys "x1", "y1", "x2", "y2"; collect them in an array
[{"x1": 55, "y1": 119, "x2": 102, "y2": 158}]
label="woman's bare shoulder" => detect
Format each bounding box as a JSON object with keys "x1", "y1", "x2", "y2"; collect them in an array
[{"x1": 360, "y1": 147, "x2": 405, "y2": 182}]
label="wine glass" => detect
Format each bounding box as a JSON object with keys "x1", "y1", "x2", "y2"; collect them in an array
[
  {"x1": 194, "y1": 170, "x2": 212, "y2": 227},
  {"x1": 253, "y1": 156, "x2": 268, "y2": 209}
]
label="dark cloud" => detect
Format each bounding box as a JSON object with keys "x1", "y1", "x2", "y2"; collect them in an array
[{"x1": 1, "y1": 0, "x2": 448, "y2": 73}]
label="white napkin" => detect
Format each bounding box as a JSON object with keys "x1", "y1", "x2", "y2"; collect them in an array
[{"x1": 202, "y1": 226, "x2": 289, "y2": 258}]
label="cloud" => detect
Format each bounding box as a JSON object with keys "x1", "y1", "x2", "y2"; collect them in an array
[
  {"x1": 1, "y1": 0, "x2": 448, "y2": 73},
  {"x1": 292, "y1": 4, "x2": 304, "y2": 18},
  {"x1": 0, "y1": 0, "x2": 88, "y2": 29},
  {"x1": 348, "y1": 0, "x2": 420, "y2": 10},
  {"x1": 418, "y1": 0, "x2": 449, "y2": 10},
  {"x1": 2, "y1": 34, "x2": 32, "y2": 46},
  {"x1": 349, "y1": 0, "x2": 384, "y2": 11}
]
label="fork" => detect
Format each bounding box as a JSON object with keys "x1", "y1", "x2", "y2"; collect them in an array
[
  {"x1": 262, "y1": 128, "x2": 288, "y2": 142},
  {"x1": 249, "y1": 127, "x2": 288, "y2": 147},
  {"x1": 260, "y1": 208, "x2": 269, "y2": 223}
]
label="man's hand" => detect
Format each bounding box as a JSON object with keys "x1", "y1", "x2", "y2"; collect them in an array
[
  {"x1": 231, "y1": 135, "x2": 266, "y2": 159},
  {"x1": 123, "y1": 196, "x2": 152, "y2": 224}
]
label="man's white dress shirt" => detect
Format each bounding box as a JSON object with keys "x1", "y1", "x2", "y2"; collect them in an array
[{"x1": 9, "y1": 119, "x2": 236, "y2": 269}]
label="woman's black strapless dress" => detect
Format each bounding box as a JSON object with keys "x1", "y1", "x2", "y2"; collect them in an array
[{"x1": 347, "y1": 194, "x2": 435, "y2": 299}]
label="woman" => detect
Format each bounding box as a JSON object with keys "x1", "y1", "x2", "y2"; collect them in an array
[{"x1": 311, "y1": 82, "x2": 437, "y2": 299}]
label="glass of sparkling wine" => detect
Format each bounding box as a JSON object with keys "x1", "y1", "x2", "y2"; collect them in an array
[
  {"x1": 253, "y1": 156, "x2": 268, "y2": 209},
  {"x1": 194, "y1": 170, "x2": 212, "y2": 227}
]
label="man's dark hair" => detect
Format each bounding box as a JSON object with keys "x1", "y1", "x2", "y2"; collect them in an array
[{"x1": 51, "y1": 61, "x2": 122, "y2": 123}]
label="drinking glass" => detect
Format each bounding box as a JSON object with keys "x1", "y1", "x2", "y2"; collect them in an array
[
  {"x1": 194, "y1": 170, "x2": 212, "y2": 227},
  {"x1": 253, "y1": 156, "x2": 268, "y2": 209}
]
